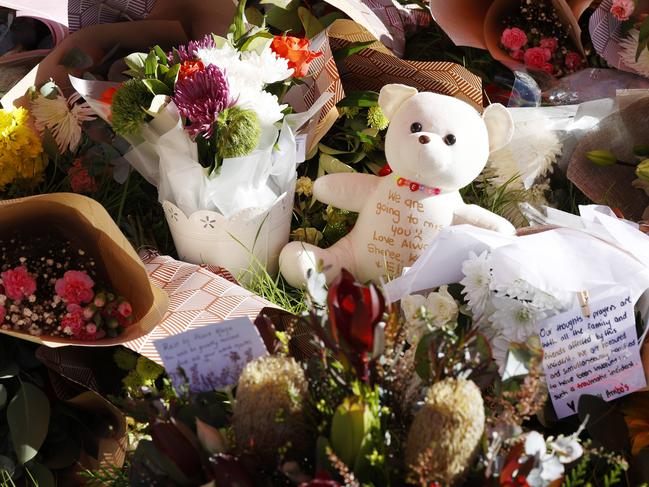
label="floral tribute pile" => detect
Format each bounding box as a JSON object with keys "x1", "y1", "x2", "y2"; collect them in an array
[{"x1": 0, "y1": 227, "x2": 133, "y2": 340}]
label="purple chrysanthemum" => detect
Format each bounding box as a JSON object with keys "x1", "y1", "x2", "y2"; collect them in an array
[
  {"x1": 173, "y1": 63, "x2": 230, "y2": 138},
  {"x1": 169, "y1": 34, "x2": 216, "y2": 63}
]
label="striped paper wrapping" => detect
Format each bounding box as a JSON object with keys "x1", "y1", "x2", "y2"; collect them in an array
[
  {"x1": 327, "y1": 19, "x2": 483, "y2": 111},
  {"x1": 68, "y1": 0, "x2": 156, "y2": 32},
  {"x1": 121, "y1": 253, "x2": 277, "y2": 365},
  {"x1": 589, "y1": 0, "x2": 639, "y2": 74}
]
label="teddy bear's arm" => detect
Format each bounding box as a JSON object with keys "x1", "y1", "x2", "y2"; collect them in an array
[
  {"x1": 453, "y1": 204, "x2": 516, "y2": 235},
  {"x1": 313, "y1": 173, "x2": 381, "y2": 212}
]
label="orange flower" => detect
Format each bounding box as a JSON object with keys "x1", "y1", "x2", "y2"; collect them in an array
[
  {"x1": 270, "y1": 36, "x2": 322, "y2": 78},
  {"x1": 622, "y1": 391, "x2": 649, "y2": 455},
  {"x1": 178, "y1": 60, "x2": 205, "y2": 82}
]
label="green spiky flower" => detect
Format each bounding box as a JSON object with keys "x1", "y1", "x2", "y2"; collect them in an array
[
  {"x1": 111, "y1": 79, "x2": 153, "y2": 137},
  {"x1": 338, "y1": 106, "x2": 360, "y2": 119},
  {"x1": 367, "y1": 105, "x2": 389, "y2": 131},
  {"x1": 136, "y1": 356, "x2": 164, "y2": 381},
  {"x1": 215, "y1": 107, "x2": 261, "y2": 159}
]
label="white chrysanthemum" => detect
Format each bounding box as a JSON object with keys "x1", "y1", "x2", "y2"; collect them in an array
[
  {"x1": 197, "y1": 42, "x2": 240, "y2": 73},
  {"x1": 489, "y1": 296, "x2": 547, "y2": 343},
  {"x1": 460, "y1": 250, "x2": 493, "y2": 317},
  {"x1": 620, "y1": 29, "x2": 649, "y2": 78},
  {"x1": 488, "y1": 120, "x2": 562, "y2": 189},
  {"x1": 241, "y1": 48, "x2": 293, "y2": 84},
  {"x1": 237, "y1": 89, "x2": 286, "y2": 128},
  {"x1": 30, "y1": 92, "x2": 95, "y2": 153}
]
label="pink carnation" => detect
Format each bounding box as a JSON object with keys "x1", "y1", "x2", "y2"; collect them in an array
[
  {"x1": 117, "y1": 301, "x2": 132, "y2": 318},
  {"x1": 55, "y1": 270, "x2": 95, "y2": 305},
  {"x1": 1, "y1": 266, "x2": 37, "y2": 301},
  {"x1": 501, "y1": 27, "x2": 528, "y2": 51},
  {"x1": 610, "y1": 0, "x2": 635, "y2": 21},
  {"x1": 68, "y1": 160, "x2": 97, "y2": 194},
  {"x1": 61, "y1": 306, "x2": 86, "y2": 337},
  {"x1": 565, "y1": 51, "x2": 583, "y2": 71},
  {"x1": 524, "y1": 47, "x2": 552, "y2": 70},
  {"x1": 511, "y1": 49, "x2": 525, "y2": 61},
  {"x1": 540, "y1": 37, "x2": 559, "y2": 52}
]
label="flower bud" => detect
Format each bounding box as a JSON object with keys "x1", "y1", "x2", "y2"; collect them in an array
[
  {"x1": 586, "y1": 149, "x2": 617, "y2": 167},
  {"x1": 330, "y1": 396, "x2": 373, "y2": 468},
  {"x1": 637, "y1": 159, "x2": 649, "y2": 183},
  {"x1": 94, "y1": 293, "x2": 106, "y2": 307},
  {"x1": 107, "y1": 318, "x2": 119, "y2": 329},
  {"x1": 83, "y1": 305, "x2": 96, "y2": 320}
]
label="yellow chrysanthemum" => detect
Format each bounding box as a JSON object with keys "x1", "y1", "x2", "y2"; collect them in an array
[{"x1": 0, "y1": 107, "x2": 46, "y2": 188}]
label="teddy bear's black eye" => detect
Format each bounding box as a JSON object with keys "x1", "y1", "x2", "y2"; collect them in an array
[
  {"x1": 410, "y1": 122, "x2": 422, "y2": 133},
  {"x1": 443, "y1": 134, "x2": 457, "y2": 146}
]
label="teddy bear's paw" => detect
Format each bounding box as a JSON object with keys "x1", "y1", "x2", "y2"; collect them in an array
[{"x1": 279, "y1": 241, "x2": 337, "y2": 289}]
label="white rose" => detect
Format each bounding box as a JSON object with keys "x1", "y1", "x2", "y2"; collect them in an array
[
  {"x1": 401, "y1": 286, "x2": 459, "y2": 344},
  {"x1": 425, "y1": 285, "x2": 459, "y2": 328}
]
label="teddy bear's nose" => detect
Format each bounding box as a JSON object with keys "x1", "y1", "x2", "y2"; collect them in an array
[{"x1": 418, "y1": 135, "x2": 431, "y2": 144}]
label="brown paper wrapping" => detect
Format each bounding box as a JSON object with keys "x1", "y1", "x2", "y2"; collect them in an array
[
  {"x1": 326, "y1": 19, "x2": 483, "y2": 111},
  {"x1": 0, "y1": 193, "x2": 168, "y2": 346},
  {"x1": 430, "y1": 0, "x2": 594, "y2": 70}
]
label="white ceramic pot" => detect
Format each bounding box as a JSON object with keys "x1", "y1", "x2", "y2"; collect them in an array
[{"x1": 163, "y1": 191, "x2": 294, "y2": 281}]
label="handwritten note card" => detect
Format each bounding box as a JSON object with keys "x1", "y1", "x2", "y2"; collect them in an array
[
  {"x1": 538, "y1": 289, "x2": 646, "y2": 419},
  {"x1": 154, "y1": 317, "x2": 268, "y2": 393}
]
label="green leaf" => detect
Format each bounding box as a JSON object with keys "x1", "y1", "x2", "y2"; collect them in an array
[
  {"x1": 124, "y1": 52, "x2": 148, "y2": 77},
  {"x1": 337, "y1": 90, "x2": 379, "y2": 108},
  {"x1": 414, "y1": 333, "x2": 435, "y2": 381},
  {"x1": 164, "y1": 64, "x2": 181, "y2": 87},
  {"x1": 334, "y1": 41, "x2": 375, "y2": 62},
  {"x1": 298, "y1": 7, "x2": 324, "y2": 39},
  {"x1": 8, "y1": 382, "x2": 51, "y2": 464},
  {"x1": 26, "y1": 462, "x2": 55, "y2": 487},
  {"x1": 266, "y1": 6, "x2": 303, "y2": 33},
  {"x1": 637, "y1": 18, "x2": 649, "y2": 61},
  {"x1": 154, "y1": 45, "x2": 169, "y2": 66},
  {"x1": 142, "y1": 79, "x2": 173, "y2": 96},
  {"x1": 245, "y1": 7, "x2": 264, "y2": 26},
  {"x1": 144, "y1": 50, "x2": 159, "y2": 78},
  {"x1": 319, "y1": 153, "x2": 355, "y2": 174},
  {"x1": 318, "y1": 143, "x2": 353, "y2": 156},
  {"x1": 259, "y1": 0, "x2": 295, "y2": 8},
  {"x1": 59, "y1": 47, "x2": 94, "y2": 70},
  {"x1": 240, "y1": 32, "x2": 273, "y2": 53},
  {"x1": 319, "y1": 11, "x2": 346, "y2": 27}
]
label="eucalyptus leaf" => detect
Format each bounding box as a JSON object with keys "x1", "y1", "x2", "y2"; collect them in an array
[
  {"x1": 320, "y1": 153, "x2": 355, "y2": 174},
  {"x1": 8, "y1": 382, "x2": 51, "y2": 464},
  {"x1": 298, "y1": 7, "x2": 324, "y2": 38}
]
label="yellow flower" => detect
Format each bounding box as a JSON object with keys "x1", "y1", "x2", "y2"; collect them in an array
[
  {"x1": 0, "y1": 107, "x2": 46, "y2": 188},
  {"x1": 295, "y1": 176, "x2": 313, "y2": 197}
]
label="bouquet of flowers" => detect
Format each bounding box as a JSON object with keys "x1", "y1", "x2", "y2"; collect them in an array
[{"x1": 74, "y1": 7, "x2": 329, "y2": 277}]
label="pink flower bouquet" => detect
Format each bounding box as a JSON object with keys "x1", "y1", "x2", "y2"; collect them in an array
[{"x1": 0, "y1": 192, "x2": 168, "y2": 346}]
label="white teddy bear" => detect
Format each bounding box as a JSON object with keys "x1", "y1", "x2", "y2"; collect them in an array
[{"x1": 280, "y1": 83, "x2": 516, "y2": 287}]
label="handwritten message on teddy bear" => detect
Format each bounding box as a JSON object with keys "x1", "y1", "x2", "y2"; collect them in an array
[
  {"x1": 538, "y1": 289, "x2": 646, "y2": 419},
  {"x1": 369, "y1": 189, "x2": 443, "y2": 276},
  {"x1": 154, "y1": 317, "x2": 268, "y2": 393}
]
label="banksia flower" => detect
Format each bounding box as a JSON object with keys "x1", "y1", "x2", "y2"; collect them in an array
[
  {"x1": 405, "y1": 378, "x2": 485, "y2": 485},
  {"x1": 232, "y1": 356, "x2": 309, "y2": 463}
]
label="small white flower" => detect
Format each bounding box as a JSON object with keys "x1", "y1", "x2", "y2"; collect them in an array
[
  {"x1": 490, "y1": 296, "x2": 547, "y2": 342},
  {"x1": 524, "y1": 431, "x2": 565, "y2": 487},
  {"x1": 401, "y1": 293, "x2": 427, "y2": 344},
  {"x1": 461, "y1": 250, "x2": 493, "y2": 317},
  {"x1": 241, "y1": 48, "x2": 293, "y2": 85},
  {"x1": 30, "y1": 91, "x2": 95, "y2": 153},
  {"x1": 550, "y1": 435, "x2": 584, "y2": 464}
]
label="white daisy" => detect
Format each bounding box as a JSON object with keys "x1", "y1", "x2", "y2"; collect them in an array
[
  {"x1": 620, "y1": 29, "x2": 649, "y2": 78},
  {"x1": 460, "y1": 250, "x2": 493, "y2": 317},
  {"x1": 30, "y1": 91, "x2": 95, "y2": 153}
]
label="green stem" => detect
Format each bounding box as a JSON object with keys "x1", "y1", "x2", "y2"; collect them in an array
[{"x1": 116, "y1": 169, "x2": 131, "y2": 226}]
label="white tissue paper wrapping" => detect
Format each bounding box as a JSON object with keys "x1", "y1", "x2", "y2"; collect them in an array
[
  {"x1": 383, "y1": 205, "x2": 649, "y2": 341},
  {"x1": 70, "y1": 75, "x2": 330, "y2": 218}
]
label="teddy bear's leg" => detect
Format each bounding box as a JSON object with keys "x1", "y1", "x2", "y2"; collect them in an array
[{"x1": 279, "y1": 237, "x2": 355, "y2": 288}]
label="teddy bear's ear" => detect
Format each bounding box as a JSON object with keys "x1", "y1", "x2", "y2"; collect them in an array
[
  {"x1": 482, "y1": 103, "x2": 514, "y2": 153},
  {"x1": 378, "y1": 84, "x2": 418, "y2": 120}
]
